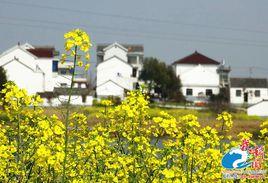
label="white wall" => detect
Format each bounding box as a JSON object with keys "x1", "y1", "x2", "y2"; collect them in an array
[
  {"x1": 230, "y1": 87, "x2": 268, "y2": 104},
  {"x1": 53, "y1": 74, "x2": 72, "y2": 87},
  {"x1": 247, "y1": 100, "x2": 268, "y2": 116},
  {"x1": 0, "y1": 44, "x2": 77, "y2": 94},
  {"x1": 176, "y1": 64, "x2": 218, "y2": 77},
  {"x1": 2, "y1": 59, "x2": 44, "y2": 94},
  {"x1": 103, "y1": 44, "x2": 128, "y2": 61},
  {"x1": 97, "y1": 57, "x2": 132, "y2": 85},
  {"x1": 0, "y1": 44, "x2": 92, "y2": 108},
  {"x1": 0, "y1": 48, "x2": 37, "y2": 71},
  {"x1": 182, "y1": 86, "x2": 219, "y2": 97},
  {"x1": 42, "y1": 95, "x2": 93, "y2": 106},
  {"x1": 97, "y1": 81, "x2": 124, "y2": 99},
  {"x1": 175, "y1": 64, "x2": 220, "y2": 97},
  {"x1": 96, "y1": 56, "x2": 135, "y2": 96},
  {"x1": 38, "y1": 58, "x2": 56, "y2": 91}
]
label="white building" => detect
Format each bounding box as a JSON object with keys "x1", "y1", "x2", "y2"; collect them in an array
[
  {"x1": 96, "y1": 43, "x2": 143, "y2": 99},
  {"x1": 230, "y1": 78, "x2": 268, "y2": 105},
  {"x1": 0, "y1": 43, "x2": 92, "y2": 106},
  {"x1": 172, "y1": 51, "x2": 230, "y2": 102},
  {"x1": 247, "y1": 100, "x2": 268, "y2": 116}
]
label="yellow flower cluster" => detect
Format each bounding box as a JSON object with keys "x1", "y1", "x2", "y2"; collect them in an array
[
  {"x1": 100, "y1": 99, "x2": 113, "y2": 106},
  {"x1": 61, "y1": 29, "x2": 92, "y2": 71},
  {"x1": 64, "y1": 29, "x2": 92, "y2": 52},
  {"x1": 0, "y1": 83, "x2": 267, "y2": 182}
]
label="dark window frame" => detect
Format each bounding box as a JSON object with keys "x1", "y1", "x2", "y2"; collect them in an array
[
  {"x1": 236, "y1": 90, "x2": 242, "y2": 97},
  {"x1": 132, "y1": 68, "x2": 137, "y2": 77},
  {"x1": 52, "y1": 60, "x2": 58, "y2": 72},
  {"x1": 205, "y1": 89, "x2": 213, "y2": 96},
  {"x1": 186, "y1": 88, "x2": 193, "y2": 96},
  {"x1": 255, "y1": 90, "x2": 260, "y2": 97},
  {"x1": 128, "y1": 56, "x2": 137, "y2": 64},
  {"x1": 82, "y1": 95, "x2": 86, "y2": 103}
]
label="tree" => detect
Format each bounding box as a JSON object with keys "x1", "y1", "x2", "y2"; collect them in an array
[
  {"x1": 139, "y1": 57, "x2": 184, "y2": 102},
  {"x1": 0, "y1": 67, "x2": 7, "y2": 91},
  {"x1": 209, "y1": 87, "x2": 230, "y2": 113}
]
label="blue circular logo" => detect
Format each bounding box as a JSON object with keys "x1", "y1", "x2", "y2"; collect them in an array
[{"x1": 222, "y1": 147, "x2": 252, "y2": 169}]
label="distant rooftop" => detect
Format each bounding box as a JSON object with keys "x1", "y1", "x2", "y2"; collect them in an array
[
  {"x1": 173, "y1": 51, "x2": 220, "y2": 65},
  {"x1": 230, "y1": 77, "x2": 268, "y2": 88},
  {"x1": 27, "y1": 47, "x2": 57, "y2": 58},
  {"x1": 97, "y1": 43, "x2": 144, "y2": 53}
]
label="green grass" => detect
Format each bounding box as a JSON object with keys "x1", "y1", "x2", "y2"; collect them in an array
[{"x1": 42, "y1": 106, "x2": 267, "y2": 140}]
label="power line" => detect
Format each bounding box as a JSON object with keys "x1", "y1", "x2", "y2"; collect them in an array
[
  {"x1": 232, "y1": 66, "x2": 268, "y2": 71},
  {"x1": 2, "y1": 21, "x2": 268, "y2": 48},
  {"x1": 1, "y1": 0, "x2": 268, "y2": 35},
  {"x1": 1, "y1": 16, "x2": 268, "y2": 45}
]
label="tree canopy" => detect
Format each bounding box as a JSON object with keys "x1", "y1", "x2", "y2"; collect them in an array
[
  {"x1": 0, "y1": 67, "x2": 7, "y2": 91},
  {"x1": 139, "y1": 57, "x2": 184, "y2": 102}
]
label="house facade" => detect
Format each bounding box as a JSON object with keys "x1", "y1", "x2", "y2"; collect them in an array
[
  {"x1": 172, "y1": 51, "x2": 230, "y2": 102},
  {"x1": 247, "y1": 100, "x2": 268, "y2": 116},
  {"x1": 96, "y1": 43, "x2": 143, "y2": 99},
  {"x1": 230, "y1": 78, "x2": 268, "y2": 105},
  {"x1": 0, "y1": 43, "x2": 92, "y2": 105}
]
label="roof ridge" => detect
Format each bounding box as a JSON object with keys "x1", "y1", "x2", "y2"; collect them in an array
[{"x1": 172, "y1": 51, "x2": 220, "y2": 65}]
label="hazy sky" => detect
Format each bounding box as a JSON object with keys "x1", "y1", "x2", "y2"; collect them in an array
[{"x1": 1, "y1": 0, "x2": 268, "y2": 78}]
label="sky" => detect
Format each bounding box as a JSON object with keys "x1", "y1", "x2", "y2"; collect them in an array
[{"x1": 1, "y1": 0, "x2": 268, "y2": 78}]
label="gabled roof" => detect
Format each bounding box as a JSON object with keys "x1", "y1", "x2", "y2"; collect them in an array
[
  {"x1": 230, "y1": 78, "x2": 268, "y2": 88},
  {"x1": 97, "y1": 55, "x2": 133, "y2": 68},
  {"x1": 97, "y1": 79, "x2": 128, "y2": 90},
  {"x1": 27, "y1": 47, "x2": 56, "y2": 58},
  {"x1": 103, "y1": 42, "x2": 128, "y2": 52},
  {"x1": 247, "y1": 99, "x2": 268, "y2": 108},
  {"x1": 173, "y1": 51, "x2": 220, "y2": 65},
  {"x1": 97, "y1": 43, "x2": 144, "y2": 53},
  {"x1": 0, "y1": 44, "x2": 38, "y2": 59},
  {"x1": 1, "y1": 58, "x2": 37, "y2": 72}
]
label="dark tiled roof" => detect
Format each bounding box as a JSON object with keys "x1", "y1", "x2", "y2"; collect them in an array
[
  {"x1": 54, "y1": 87, "x2": 90, "y2": 95},
  {"x1": 37, "y1": 92, "x2": 57, "y2": 98},
  {"x1": 173, "y1": 51, "x2": 220, "y2": 65},
  {"x1": 230, "y1": 78, "x2": 268, "y2": 88},
  {"x1": 27, "y1": 47, "x2": 55, "y2": 58},
  {"x1": 97, "y1": 44, "x2": 144, "y2": 53}
]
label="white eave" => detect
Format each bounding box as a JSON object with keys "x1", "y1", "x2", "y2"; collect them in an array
[
  {"x1": 103, "y1": 42, "x2": 128, "y2": 52},
  {"x1": 97, "y1": 55, "x2": 133, "y2": 68}
]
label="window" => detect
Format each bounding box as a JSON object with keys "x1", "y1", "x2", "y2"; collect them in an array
[
  {"x1": 59, "y1": 69, "x2": 67, "y2": 75},
  {"x1": 186, "y1": 88, "x2": 193, "y2": 96},
  {"x1": 69, "y1": 68, "x2": 74, "y2": 74},
  {"x1": 236, "y1": 90, "x2": 241, "y2": 97},
  {"x1": 255, "y1": 90, "x2": 260, "y2": 97},
  {"x1": 52, "y1": 60, "x2": 58, "y2": 72},
  {"x1": 139, "y1": 56, "x2": 143, "y2": 64},
  {"x1": 133, "y1": 82, "x2": 139, "y2": 90},
  {"x1": 220, "y1": 73, "x2": 228, "y2": 83},
  {"x1": 97, "y1": 55, "x2": 104, "y2": 63},
  {"x1": 117, "y1": 72, "x2": 122, "y2": 77},
  {"x1": 128, "y1": 56, "x2": 137, "y2": 64},
  {"x1": 206, "y1": 89, "x2": 213, "y2": 96},
  {"x1": 59, "y1": 68, "x2": 74, "y2": 75},
  {"x1": 82, "y1": 95, "x2": 86, "y2": 103},
  {"x1": 132, "y1": 68, "x2": 137, "y2": 77},
  {"x1": 60, "y1": 83, "x2": 67, "y2": 87}
]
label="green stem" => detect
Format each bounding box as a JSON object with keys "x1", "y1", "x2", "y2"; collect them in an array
[
  {"x1": 16, "y1": 99, "x2": 22, "y2": 181},
  {"x1": 62, "y1": 46, "x2": 78, "y2": 182},
  {"x1": 219, "y1": 120, "x2": 225, "y2": 153},
  {"x1": 190, "y1": 148, "x2": 194, "y2": 182}
]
